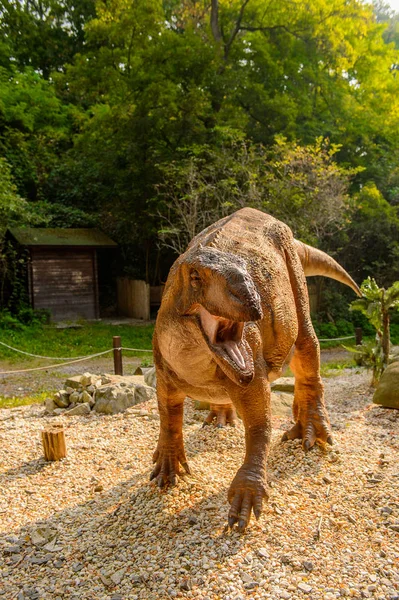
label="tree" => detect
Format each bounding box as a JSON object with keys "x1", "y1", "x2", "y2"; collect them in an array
[
  {"x1": 156, "y1": 135, "x2": 356, "y2": 254},
  {"x1": 350, "y1": 277, "x2": 399, "y2": 386}
]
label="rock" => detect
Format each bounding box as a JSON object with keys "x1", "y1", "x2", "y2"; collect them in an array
[
  {"x1": 257, "y1": 548, "x2": 269, "y2": 559},
  {"x1": 45, "y1": 398, "x2": 57, "y2": 414},
  {"x1": 65, "y1": 403, "x2": 91, "y2": 416},
  {"x1": 297, "y1": 583, "x2": 312, "y2": 593},
  {"x1": 53, "y1": 391, "x2": 70, "y2": 408},
  {"x1": 143, "y1": 366, "x2": 157, "y2": 388},
  {"x1": 373, "y1": 362, "x2": 399, "y2": 409},
  {"x1": 69, "y1": 391, "x2": 80, "y2": 404},
  {"x1": 53, "y1": 408, "x2": 65, "y2": 415},
  {"x1": 64, "y1": 375, "x2": 84, "y2": 390},
  {"x1": 271, "y1": 377, "x2": 295, "y2": 393},
  {"x1": 30, "y1": 526, "x2": 57, "y2": 547},
  {"x1": 389, "y1": 345, "x2": 399, "y2": 364},
  {"x1": 94, "y1": 387, "x2": 136, "y2": 415},
  {"x1": 110, "y1": 568, "x2": 126, "y2": 585},
  {"x1": 303, "y1": 561, "x2": 314, "y2": 572},
  {"x1": 80, "y1": 390, "x2": 94, "y2": 406},
  {"x1": 80, "y1": 372, "x2": 95, "y2": 387},
  {"x1": 271, "y1": 392, "x2": 293, "y2": 416},
  {"x1": 134, "y1": 384, "x2": 157, "y2": 404},
  {"x1": 101, "y1": 375, "x2": 112, "y2": 385}
]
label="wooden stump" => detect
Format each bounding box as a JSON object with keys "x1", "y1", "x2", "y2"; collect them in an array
[{"x1": 41, "y1": 424, "x2": 67, "y2": 461}]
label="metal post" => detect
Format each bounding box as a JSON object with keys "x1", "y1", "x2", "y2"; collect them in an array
[
  {"x1": 113, "y1": 336, "x2": 123, "y2": 375},
  {"x1": 355, "y1": 327, "x2": 362, "y2": 345}
]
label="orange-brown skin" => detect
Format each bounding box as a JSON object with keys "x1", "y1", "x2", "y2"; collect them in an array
[{"x1": 151, "y1": 208, "x2": 360, "y2": 531}]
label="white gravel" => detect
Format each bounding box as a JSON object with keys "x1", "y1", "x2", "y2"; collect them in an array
[{"x1": 0, "y1": 369, "x2": 398, "y2": 600}]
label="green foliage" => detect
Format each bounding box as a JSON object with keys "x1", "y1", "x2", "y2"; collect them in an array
[
  {"x1": 0, "y1": 321, "x2": 154, "y2": 362},
  {"x1": 156, "y1": 135, "x2": 356, "y2": 253},
  {"x1": 0, "y1": 0, "x2": 399, "y2": 291},
  {"x1": 348, "y1": 277, "x2": 399, "y2": 385}
]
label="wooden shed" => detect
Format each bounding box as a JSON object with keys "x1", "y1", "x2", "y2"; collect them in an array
[{"x1": 9, "y1": 228, "x2": 117, "y2": 321}]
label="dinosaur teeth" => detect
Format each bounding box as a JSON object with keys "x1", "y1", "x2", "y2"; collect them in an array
[{"x1": 223, "y1": 342, "x2": 246, "y2": 370}]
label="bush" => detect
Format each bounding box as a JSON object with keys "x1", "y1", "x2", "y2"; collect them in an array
[{"x1": 0, "y1": 307, "x2": 49, "y2": 330}]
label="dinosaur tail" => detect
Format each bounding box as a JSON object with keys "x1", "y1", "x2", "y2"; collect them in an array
[{"x1": 294, "y1": 240, "x2": 361, "y2": 297}]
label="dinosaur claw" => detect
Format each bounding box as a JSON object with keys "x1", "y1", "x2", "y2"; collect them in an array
[
  {"x1": 228, "y1": 515, "x2": 238, "y2": 528},
  {"x1": 216, "y1": 423, "x2": 224, "y2": 429},
  {"x1": 182, "y1": 461, "x2": 191, "y2": 474},
  {"x1": 303, "y1": 439, "x2": 311, "y2": 452},
  {"x1": 238, "y1": 518, "x2": 247, "y2": 532},
  {"x1": 326, "y1": 435, "x2": 334, "y2": 446},
  {"x1": 281, "y1": 432, "x2": 288, "y2": 442}
]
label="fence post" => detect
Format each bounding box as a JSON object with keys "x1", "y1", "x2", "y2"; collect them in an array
[
  {"x1": 355, "y1": 328, "x2": 363, "y2": 345},
  {"x1": 113, "y1": 336, "x2": 123, "y2": 375}
]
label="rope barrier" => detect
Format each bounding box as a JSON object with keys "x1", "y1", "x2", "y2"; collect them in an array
[
  {"x1": 0, "y1": 340, "x2": 96, "y2": 360},
  {"x1": 120, "y1": 347, "x2": 153, "y2": 353},
  {"x1": 0, "y1": 350, "x2": 114, "y2": 375},
  {"x1": 0, "y1": 343, "x2": 154, "y2": 375},
  {"x1": 318, "y1": 335, "x2": 355, "y2": 342}
]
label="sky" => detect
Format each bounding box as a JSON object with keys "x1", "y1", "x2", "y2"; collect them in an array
[{"x1": 387, "y1": 0, "x2": 399, "y2": 11}]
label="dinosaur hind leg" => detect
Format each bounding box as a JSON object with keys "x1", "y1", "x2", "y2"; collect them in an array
[
  {"x1": 281, "y1": 244, "x2": 333, "y2": 450},
  {"x1": 203, "y1": 403, "x2": 237, "y2": 428}
]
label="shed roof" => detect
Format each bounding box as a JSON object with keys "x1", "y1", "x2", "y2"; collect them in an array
[{"x1": 9, "y1": 228, "x2": 117, "y2": 248}]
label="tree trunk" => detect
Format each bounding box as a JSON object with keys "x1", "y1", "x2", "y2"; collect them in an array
[
  {"x1": 210, "y1": 0, "x2": 222, "y2": 43},
  {"x1": 382, "y1": 309, "x2": 390, "y2": 368},
  {"x1": 41, "y1": 424, "x2": 67, "y2": 461}
]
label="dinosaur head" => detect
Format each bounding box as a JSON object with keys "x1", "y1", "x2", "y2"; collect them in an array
[{"x1": 176, "y1": 247, "x2": 263, "y2": 385}]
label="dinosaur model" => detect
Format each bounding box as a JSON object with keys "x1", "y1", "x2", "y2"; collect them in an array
[{"x1": 151, "y1": 208, "x2": 360, "y2": 530}]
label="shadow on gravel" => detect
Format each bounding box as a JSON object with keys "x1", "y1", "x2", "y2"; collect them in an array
[
  {"x1": 2, "y1": 457, "x2": 48, "y2": 480},
  {"x1": 1, "y1": 467, "x2": 252, "y2": 599}
]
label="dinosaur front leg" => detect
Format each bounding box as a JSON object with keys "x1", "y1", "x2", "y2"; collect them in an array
[
  {"x1": 226, "y1": 377, "x2": 271, "y2": 531},
  {"x1": 151, "y1": 378, "x2": 190, "y2": 487}
]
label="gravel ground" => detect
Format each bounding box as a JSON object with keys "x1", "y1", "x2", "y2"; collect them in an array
[{"x1": 1, "y1": 370, "x2": 398, "y2": 600}]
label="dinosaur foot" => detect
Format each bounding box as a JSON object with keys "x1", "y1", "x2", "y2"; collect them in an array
[
  {"x1": 202, "y1": 403, "x2": 237, "y2": 428},
  {"x1": 282, "y1": 417, "x2": 333, "y2": 451},
  {"x1": 227, "y1": 465, "x2": 269, "y2": 532},
  {"x1": 150, "y1": 442, "x2": 191, "y2": 487}
]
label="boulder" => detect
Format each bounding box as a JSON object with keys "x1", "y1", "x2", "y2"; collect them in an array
[
  {"x1": 389, "y1": 345, "x2": 399, "y2": 364},
  {"x1": 45, "y1": 398, "x2": 57, "y2": 414},
  {"x1": 373, "y1": 362, "x2": 399, "y2": 409},
  {"x1": 65, "y1": 402, "x2": 91, "y2": 416},
  {"x1": 271, "y1": 392, "x2": 293, "y2": 417},
  {"x1": 64, "y1": 375, "x2": 84, "y2": 390},
  {"x1": 134, "y1": 384, "x2": 157, "y2": 404},
  {"x1": 80, "y1": 390, "x2": 95, "y2": 407},
  {"x1": 271, "y1": 377, "x2": 295, "y2": 393},
  {"x1": 53, "y1": 390, "x2": 70, "y2": 408},
  {"x1": 69, "y1": 391, "x2": 80, "y2": 404},
  {"x1": 94, "y1": 387, "x2": 136, "y2": 415},
  {"x1": 143, "y1": 366, "x2": 157, "y2": 389}
]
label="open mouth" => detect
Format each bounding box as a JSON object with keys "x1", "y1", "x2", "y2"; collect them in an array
[{"x1": 197, "y1": 306, "x2": 254, "y2": 381}]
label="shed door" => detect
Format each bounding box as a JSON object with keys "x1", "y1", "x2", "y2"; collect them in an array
[{"x1": 31, "y1": 249, "x2": 98, "y2": 321}]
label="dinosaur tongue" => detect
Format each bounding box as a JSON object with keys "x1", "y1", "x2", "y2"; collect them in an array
[
  {"x1": 198, "y1": 306, "x2": 247, "y2": 371},
  {"x1": 223, "y1": 341, "x2": 246, "y2": 370}
]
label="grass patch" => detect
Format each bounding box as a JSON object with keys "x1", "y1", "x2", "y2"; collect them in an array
[
  {"x1": 0, "y1": 391, "x2": 49, "y2": 409},
  {"x1": 0, "y1": 322, "x2": 155, "y2": 363},
  {"x1": 320, "y1": 359, "x2": 358, "y2": 377}
]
